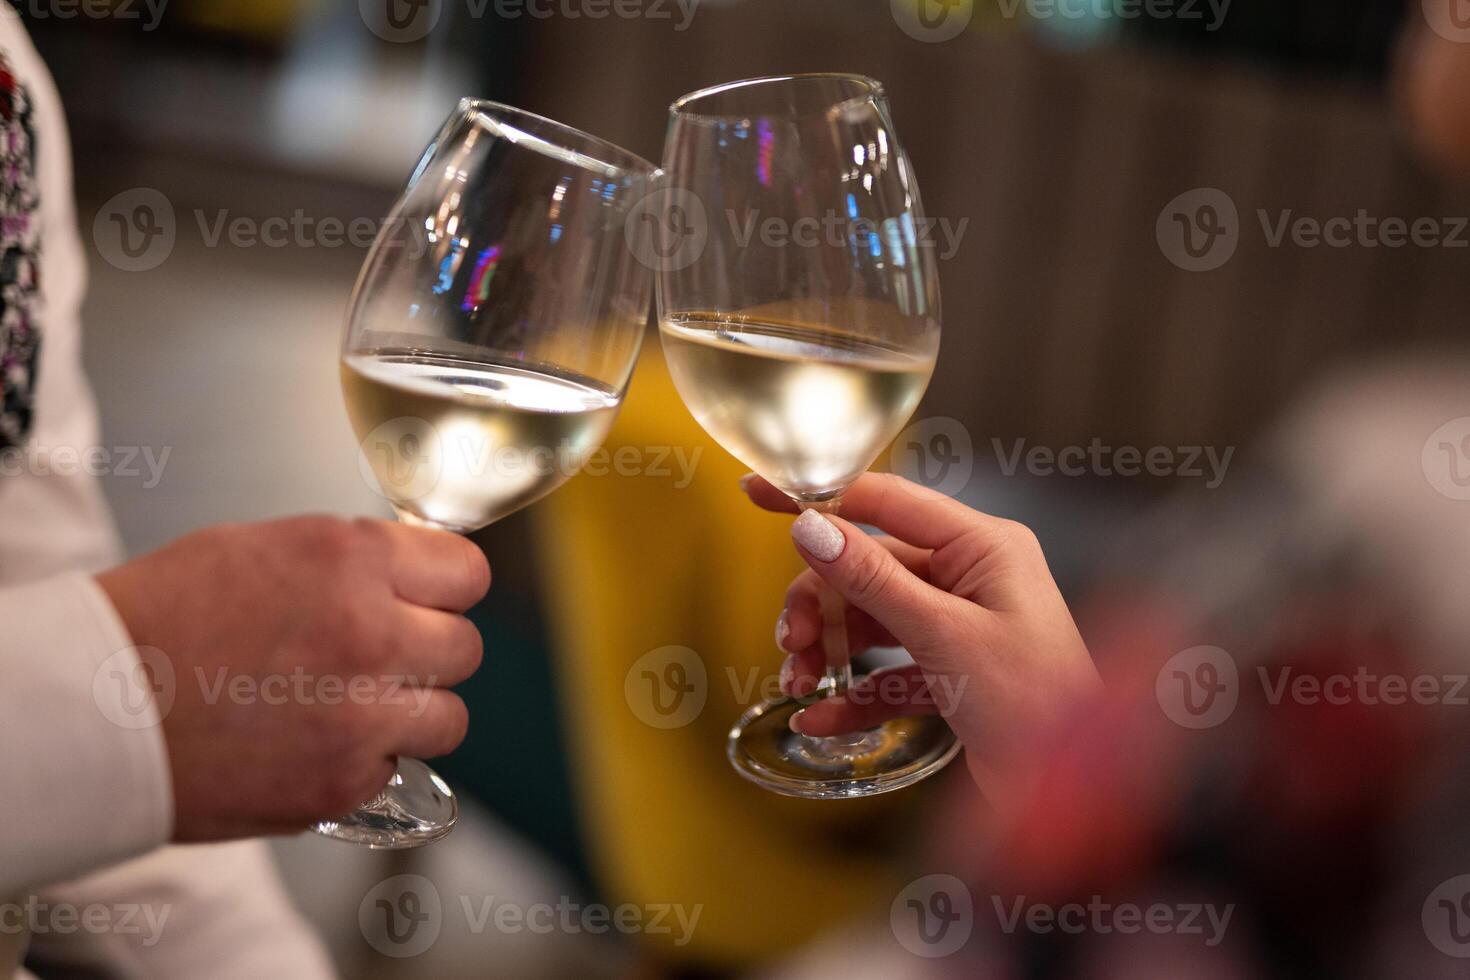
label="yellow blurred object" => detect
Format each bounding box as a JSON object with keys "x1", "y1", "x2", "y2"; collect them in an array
[
  {"x1": 171, "y1": 0, "x2": 316, "y2": 41},
  {"x1": 535, "y1": 338, "x2": 907, "y2": 967}
]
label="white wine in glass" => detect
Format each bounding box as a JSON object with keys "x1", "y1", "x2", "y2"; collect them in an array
[
  {"x1": 660, "y1": 314, "x2": 935, "y2": 500},
  {"x1": 325, "y1": 100, "x2": 653, "y2": 847},
  {"x1": 657, "y1": 75, "x2": 959, "y2": 798},
  {"x1": 342, "y1": 351, "x2": 620, "y2": 532}
]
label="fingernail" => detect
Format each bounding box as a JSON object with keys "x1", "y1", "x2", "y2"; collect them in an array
[
  {"x1": 775, "y1": 609, "x2": 791, "y2": 652},
  {"x1": 789, "y1": 708, "x2": 808, "y2": 734},
  {"x1": 738, "y1": 472, "x2": 755, "y2": 493},
  {"x1": 778, "y1": 653, "x2": 796, "y2": 696},
  {"x1": 792, "y1": 509, "x2": 845, "y2": 562}
]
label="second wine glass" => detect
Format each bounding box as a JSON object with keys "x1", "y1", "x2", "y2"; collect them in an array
[
  {"x1": 329, "y1": 99, "x2": 654, "y2": 846},
  {"x1": 655, "y1": 74, "x2": 960, "y2": 798}
]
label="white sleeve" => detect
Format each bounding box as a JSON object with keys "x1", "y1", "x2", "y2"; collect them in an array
[
  {"x1": 0, "y1": 2, "x2": 119, "y2": 586},
  {"x1": 0, "y1": 572, "x2": 173, "y2": 895},
  {"x1": 0, "y1": 10, "x2": 335, "y2": 979},
  {"x1": 22, "y1": 840, "x2": 337, "y2": 980}
]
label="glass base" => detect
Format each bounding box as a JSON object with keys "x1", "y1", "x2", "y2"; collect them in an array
[
  {"x1": 727, "y1": 696, "x2": 961, "y2": 799},
  {"x1": 313, "y1": 757, "x2": 458, "y2": 849}
]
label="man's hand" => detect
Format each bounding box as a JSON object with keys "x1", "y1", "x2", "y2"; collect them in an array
[{"x1": 95, "y1": 515, "x2": 489, "y2": 842}]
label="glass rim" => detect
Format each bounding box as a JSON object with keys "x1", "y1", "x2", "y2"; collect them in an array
[
  {"x1": 668, "y1": 73, "x2": 886, "y2": 121},
  {"x1": 456, "y1": 97, "x2": 656, "y2": 177}
]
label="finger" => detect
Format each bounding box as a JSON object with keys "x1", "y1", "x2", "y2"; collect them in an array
[
  {"x1": 745, "y1": 471, "x2": 1011, "y2": 553},
  {"x1": 778, "y1": 597, "x2": 895, "y2": 699},
  {"x1": 779, "y1": 562, "x2": 906, "y2": 699},
  {"x1": 392, "y1": 604, "x2": 484, "y2": 687},
  {"x1": 790, "y1": 509, "x2": 962, "y2": 647},
  {"x1": 376, "y1": 519, "x2": 492, "y2": 611},
  {"x1": 780, "y1": 537, "x2": 930, "y2": 652},
  {"x1": 779, "y1": 618, "x2": 893, "y2": 696},
  {"x1": 789, "y1": 665, "x2": 941, "y2": 735},
  {"x1": 391, "y1": 689, "x2": 471, "y2": 760}
]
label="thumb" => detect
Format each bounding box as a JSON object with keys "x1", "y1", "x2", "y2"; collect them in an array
[{"x1": 790, "y1": 509, "x2": 952, "y2": 647}]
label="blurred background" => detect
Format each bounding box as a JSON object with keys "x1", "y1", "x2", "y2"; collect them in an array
[{"x1": 24, "y1": 0, "x2": 1470, "y2": 976}]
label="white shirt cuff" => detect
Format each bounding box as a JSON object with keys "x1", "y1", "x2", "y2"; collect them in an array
[{"x1": 0, "y1": 572, "x2": 173, "y2": 894}]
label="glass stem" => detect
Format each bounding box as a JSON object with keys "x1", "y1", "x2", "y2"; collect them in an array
[{"x1": 797, "y1": 497, "x2": 851, "y2": 698}]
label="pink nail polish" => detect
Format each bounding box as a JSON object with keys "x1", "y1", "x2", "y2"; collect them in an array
[
  {"x1": 791, "y1": 509, "x2": 845, "y2": 562},
  {"x1": 789, "y1": 708, "x2": 808, "y2": 734},
  {"x1": 778, "y1": 653, "x2": 796, "y2": 695},
  {"x1": 775, "y1": 609, "x2": 791, "y2": 652}
]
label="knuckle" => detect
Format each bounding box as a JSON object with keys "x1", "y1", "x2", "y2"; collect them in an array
[
  {"x1": 456, "y1": 541, "x2": 492, "y2": 600},
  {"x1": 302, "y1": 515, "x2": 357, "y2": 565},
  {"x1": 429, "y1": 694, "x2": 469, "y2": 756},
  {"x1": 784, "y1": 571, "x2": 819, "y2": 607},
  {"x1": 999, "y1": 518, "x2": 1040, "y2": 553},
  {"x1": 453, "y1": 618, "x2": 485, "y2": 672},
  {"x1": 347, "y1": 517, "x2": 393, "y2": 563},
  {"x1": 335, "y1": 602, "x2": 388, "y2": 668},
  {"x1": 846, "y1": 547, "x2": 895, "y2": 605}
]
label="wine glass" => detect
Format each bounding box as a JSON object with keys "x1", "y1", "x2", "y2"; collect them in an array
[
  {"x1": 655, "y1": 74, "x2": 960, "y2": 798},
  {"x1": 327, "y1": 99, "x2": 654, "y2": 847}
]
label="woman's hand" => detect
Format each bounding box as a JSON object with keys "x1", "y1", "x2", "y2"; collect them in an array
[{"x1": 744, "y1": 472, "x2": 1102, "y2": 794}]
